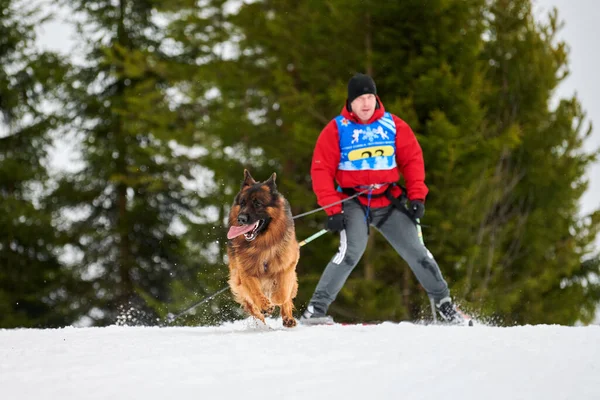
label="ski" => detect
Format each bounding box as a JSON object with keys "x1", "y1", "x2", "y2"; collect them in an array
[{"x1": 299, "y1": 319, "x2": 477, "y2": 327}]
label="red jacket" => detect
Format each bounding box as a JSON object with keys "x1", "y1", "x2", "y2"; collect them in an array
[{"x1": 311, "y1": 98, "x2": 428, "y2": 215}]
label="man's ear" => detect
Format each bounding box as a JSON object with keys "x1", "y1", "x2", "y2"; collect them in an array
[
  {"x1": 264, "y1": 172, "x2": 277, "y2": 193},
  {"x1": 242, "y1": 169, "x2": 256, "y2": 188}
]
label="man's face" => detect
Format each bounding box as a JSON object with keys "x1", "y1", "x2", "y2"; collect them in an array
[{"x1": 350, "y1": 94, "x2": 377, "y2": 122}]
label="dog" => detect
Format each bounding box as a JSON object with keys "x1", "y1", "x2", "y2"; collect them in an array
[{"x1": 226, "y1": 170, "x2": 299, "y2": 328}]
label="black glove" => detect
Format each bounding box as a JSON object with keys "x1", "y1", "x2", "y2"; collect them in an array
[
  {"x1": 325, "y1": 213, "x2": 345, "y2": 232},
  {"x1": 409, "y1": 200, "x2": 425, "y2": 220}
]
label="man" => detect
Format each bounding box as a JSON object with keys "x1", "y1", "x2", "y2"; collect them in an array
[{"x1": 300, "y1": 73, "x2": 468, "y2": 325}]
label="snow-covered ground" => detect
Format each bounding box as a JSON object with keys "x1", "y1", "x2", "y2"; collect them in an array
[{"x1": 1, "y1": 319, "x2": 599, "y2": 400}]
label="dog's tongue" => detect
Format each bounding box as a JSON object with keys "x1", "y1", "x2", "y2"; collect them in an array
[{"x1": 227, "y1": 221, "x2": 259, "y2": 239}]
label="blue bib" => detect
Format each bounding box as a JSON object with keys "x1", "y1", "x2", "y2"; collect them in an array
[{"x1": 335, "y1": 112, "x2": 397, "y2": 171}]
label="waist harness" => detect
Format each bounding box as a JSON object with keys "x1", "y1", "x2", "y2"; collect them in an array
[{"x1": 340, "y1": 183, "x2": 415, "y2": 229}]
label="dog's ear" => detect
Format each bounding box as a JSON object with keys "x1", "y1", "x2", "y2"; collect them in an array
[
  {"x1": 242, "y1": 169, "x2": 256, "y2": 188},
  {"x1": 264, "y1": 172, "x2": 277, "y2": 193}
]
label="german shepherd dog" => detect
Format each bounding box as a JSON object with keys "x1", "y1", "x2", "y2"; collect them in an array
[{"x1": 226, "y1": 170, "x2": 299, "y2": 328}]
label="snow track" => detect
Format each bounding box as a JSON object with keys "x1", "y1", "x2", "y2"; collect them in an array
[{"x1": 1, "y1": 319, "x2": 599, "y2": 399}]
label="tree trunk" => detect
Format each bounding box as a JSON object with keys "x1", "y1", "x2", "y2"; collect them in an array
[
  {"x1": 116, "y1": 0, "x2": 133, "y2": 303},
  {"x1": 403, "y1": 264, "x2": 412, "y2": 318},
  {"x1": 364, "y1": 231, "x2": 376, "y2": 281}
]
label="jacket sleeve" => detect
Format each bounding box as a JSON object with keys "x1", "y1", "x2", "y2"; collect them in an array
[
  {"x1": 393, "y1": 116, "x2": 429, "y2": 201},
  {"x1": 311, "y1": 120, "x2": 344, "y2": 215}
]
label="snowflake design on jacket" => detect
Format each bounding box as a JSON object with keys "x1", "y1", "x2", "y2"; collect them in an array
[{"x1": 353, "y1": 126, "x2": 388, "y2": 143}]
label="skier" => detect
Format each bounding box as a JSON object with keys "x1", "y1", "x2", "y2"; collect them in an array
[{"x1": 301, "y1": 73, "x2": 468, "y2": 325}]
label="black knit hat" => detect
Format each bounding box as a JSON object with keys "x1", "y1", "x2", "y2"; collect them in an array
[{"x1": 347, "y1": 73, "x2": 377, "y2": 106}]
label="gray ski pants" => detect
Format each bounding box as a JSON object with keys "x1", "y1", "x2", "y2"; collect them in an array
[{"x1": 309, "y1": 199, "x2": 450, "y2": 313}]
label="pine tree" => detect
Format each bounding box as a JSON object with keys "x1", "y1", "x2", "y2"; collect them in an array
[
  {"x1": 0, "y1": 0, "x2": 85, "y2": 327},
  {"x1": 139, "y1": 0, "x2": 246, "y2": 325},
  {"x1": 474, "y1": 1, "x2": 600, "y2": 324},
  {"x1": 51, "y1": 0, "x2": 202, "y2": 325}
]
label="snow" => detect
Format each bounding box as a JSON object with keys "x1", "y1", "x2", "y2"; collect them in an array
[{"x1": 1, "y1": 319, "x2": 599, "y2": 399}]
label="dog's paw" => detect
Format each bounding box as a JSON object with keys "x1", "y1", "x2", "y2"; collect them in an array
[
  {"x1": 259, "y1": 298, "x2": 274, "y2": 315},
  {"x1": 261, "y1": 305, "x2": 275, "y2": 316},
  {"x1": 282, "y1": 316, "x2": 297, "y2": 328}
]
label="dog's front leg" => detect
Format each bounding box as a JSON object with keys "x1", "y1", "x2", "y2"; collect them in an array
[
  {"x1": 241, "y1": 275, "x2": 273, "y2": 323},
  {"x1": 271, "y1": 269, "x2": 298, "y2": 328}
]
